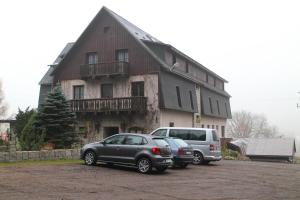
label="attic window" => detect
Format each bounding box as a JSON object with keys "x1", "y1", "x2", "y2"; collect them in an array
[{"x1": 103, "y1": 26, "x2": 110, "y2": 33}]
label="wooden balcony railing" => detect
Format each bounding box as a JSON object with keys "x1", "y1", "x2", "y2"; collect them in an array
[
  {"x1": 80, "y1": 61, "x2": 129, "y2": 79},
  {"x1": 69, "y1": 97, "x2": 147, "y2": 113}
]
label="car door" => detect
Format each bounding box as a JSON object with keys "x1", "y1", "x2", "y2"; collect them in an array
[
  {"x1": 97, "y1": 134, "x2": 126, "y2": 162},
  {"x1": 120, "y1": 135, "x2": 144, "y2": 164}
]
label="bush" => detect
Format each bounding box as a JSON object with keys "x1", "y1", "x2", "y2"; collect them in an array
[{"x1": 221, "y1": 147, "x2": 240, "y2": 160}]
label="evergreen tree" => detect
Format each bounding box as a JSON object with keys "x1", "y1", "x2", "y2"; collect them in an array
[
  {"x1": 15, "y1": 107, "x2": 35, "y2": 140},
  {"x1": 36, "y1": 84, "x2": 78, "y2": 149},
  {"x1": 20, "y1": 112, "x2": 45, "y2": 151}
]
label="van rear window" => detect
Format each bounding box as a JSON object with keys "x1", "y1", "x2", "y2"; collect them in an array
[
  {"x1": 169, "y1": 129, "x2": 206, "y2": 141},
  {"x1": 212, "y1": 130, "x2": 219, "y2": 141}
]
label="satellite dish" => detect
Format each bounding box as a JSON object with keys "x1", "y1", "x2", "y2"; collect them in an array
[{"x1": 170, "y1": 62, "x2": 180, "y2": 71}]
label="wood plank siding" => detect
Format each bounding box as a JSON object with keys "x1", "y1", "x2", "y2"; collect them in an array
[{"x1": 54, "y1": 9, "x2": 160, "y2": 82}]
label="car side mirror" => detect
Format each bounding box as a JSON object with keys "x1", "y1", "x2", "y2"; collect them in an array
[{"x1": 100, "y1": 141, "x2": 106, "y2": 145}]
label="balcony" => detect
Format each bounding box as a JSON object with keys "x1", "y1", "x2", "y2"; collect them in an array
[
  {"x1": 80, "y1": 61, "x2": 129, "y2": 79},
  {"x1": 69, "y1": 97, "x2": 147, "y2": 113}
]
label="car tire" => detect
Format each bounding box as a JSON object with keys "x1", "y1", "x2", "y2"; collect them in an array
[
  {"x1": 156, "y1": 166, "x2": 168, "y2": 173},
  {"x1": 137, "y1": 157, "x2": 152, "y2": 174},
  {"x1": 193, "y1": 151, "x2": 204, "y2": 165},
  {"x1": 84, "y1": 151, "x2": 97, "y2": 166}
]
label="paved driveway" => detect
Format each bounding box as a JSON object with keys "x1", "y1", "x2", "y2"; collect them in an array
[{"x1": 0, "y1": 160, "x2": 299, "y2": 200}]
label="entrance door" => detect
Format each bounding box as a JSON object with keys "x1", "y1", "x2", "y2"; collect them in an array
[{"x1": 103, "y1": 127, "x2": 119, "y2": 139}]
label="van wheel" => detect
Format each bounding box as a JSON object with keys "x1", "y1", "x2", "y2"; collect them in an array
[{"x1": 193, "y1": 152, "x2": 204, "y2": 165}]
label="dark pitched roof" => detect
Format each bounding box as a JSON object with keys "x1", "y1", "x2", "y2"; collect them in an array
[
  {"x1": 39, "y1": 43, "x2": 74, "y2": 85},
  {"x1": 49, "y1": 7, "x2": 229, "y2": 97}
]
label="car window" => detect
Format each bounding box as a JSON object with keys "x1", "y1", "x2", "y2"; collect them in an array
[
  {"x1": 124, "y1": 135, "x2": 143, "y2": 145},
  {"x1": 212, "y1": 130, "x2": 219, "y2": 141},
  {"x1": 189, "y1": 130, "x2": 206, "y2": 141},
  {"x1": 152, "y1": 129, "x2": 167, "y2": 137},
  {"x1": 105, "y1": 135, "x2": 125, "y2": 144},
  {"x1": 153, "y1": 139, "x2": 169, "y2": 147},
  {"x1": 169, "y1": 129, "x2": 189, "y2": 140},
  {"x1": 173, "y1": 139, "x2": 188, "y2": 147}
]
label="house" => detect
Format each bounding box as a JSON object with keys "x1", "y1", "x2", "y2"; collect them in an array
[{"x1": 38, "y1": 7, "x2": 232, "y2": 142}]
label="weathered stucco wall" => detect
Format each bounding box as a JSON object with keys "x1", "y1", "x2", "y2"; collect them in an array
[
  {"x1": 196, "y1": 116, "x2": 227, "y2": 138},
  {"x1": 159, "y1": 109, "x2": 193, "y2": 128}
]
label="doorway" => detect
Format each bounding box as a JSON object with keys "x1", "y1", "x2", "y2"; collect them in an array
[{"x1": 103, "y1": 127, "x2": 119, "y2": 138}]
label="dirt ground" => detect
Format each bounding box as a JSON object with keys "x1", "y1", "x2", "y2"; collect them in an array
[{"x1": 0, "y1": 160, "x2": 299, "y2": 200}]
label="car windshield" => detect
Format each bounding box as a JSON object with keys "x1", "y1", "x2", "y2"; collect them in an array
[
  {"x1": 173, "y1": 139, "x2": 188, "y2": 147},
  {"x1": 153, "y1": 138, "x2": 169, "y2": 147}
]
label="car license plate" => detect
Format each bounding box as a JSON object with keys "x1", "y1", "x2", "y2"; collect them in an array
[
  {"x1": 165, "y1": 159, "x2": 172, "y2": 163},
  {"x1": 186, "y1": 151, "x2": 191, "y2": 155}
]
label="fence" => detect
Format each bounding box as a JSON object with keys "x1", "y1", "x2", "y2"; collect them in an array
[{"x1": 0, "y1": 149, "x2": 80, "y2": 162}]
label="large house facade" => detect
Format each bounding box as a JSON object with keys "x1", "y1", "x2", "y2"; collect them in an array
[{"x1": 39, "y1": 7, "x2": 232, "y2": 142}]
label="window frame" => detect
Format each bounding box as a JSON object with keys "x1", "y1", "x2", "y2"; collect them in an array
[{"x1": 73, "y1": 85, "x2": 84, "y2": 100}]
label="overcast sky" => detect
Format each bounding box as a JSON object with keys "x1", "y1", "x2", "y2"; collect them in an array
[{"x1": 0, "y1": 0, "x2": 299, "y2": 146}]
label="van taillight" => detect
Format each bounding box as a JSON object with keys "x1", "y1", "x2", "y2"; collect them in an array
[
  {"x1": 177, "y1": 148, "x2": 184, "y2": 156},
  {"x1": 209, "y1": 144, "x2": 215, "y2": 151},
  {"x1": 151, "y1": 147, "x2": 160, "y2": 155}
]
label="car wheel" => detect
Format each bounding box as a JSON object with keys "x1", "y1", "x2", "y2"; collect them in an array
[
  {"x1": 84, "y1": 151, "x2": 96, "y2": 166},
  {"x1": 193, "y1": 152, "x2": 204, "y2": 165},
  {"x1": 179, "y1": 163, "x2": 188, "y2": 168},
  {"x1": 156, "y1": 166, "x2": 168, "y2": 173},
  {"x1": 137, "y1": 158, "x2": 152, "y2": 174}
]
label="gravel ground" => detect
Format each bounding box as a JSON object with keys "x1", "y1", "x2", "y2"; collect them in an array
[{"x1": 0, "y1": 160, "x2": 299, "y2": 200}]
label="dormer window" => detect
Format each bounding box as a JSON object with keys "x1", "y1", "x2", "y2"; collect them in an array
[
  {"x1": 172, "y1": 53, "x2": 176, "y2": 65},
  {"x1": 86, "y1": 52, "x2": 98, "y2": 64}
]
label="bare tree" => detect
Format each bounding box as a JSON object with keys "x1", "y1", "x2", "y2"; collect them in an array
[
  {"x1": 0, "y1": 80, "x2": 8, "y2": 119},
  {"x1": 227, "y1": 110, "x2": 278, "y2": 138}
]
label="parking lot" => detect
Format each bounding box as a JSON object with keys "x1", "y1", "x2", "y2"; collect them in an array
[{"x1": 0, "y1": 160, "x2": 299, "y2": 200}]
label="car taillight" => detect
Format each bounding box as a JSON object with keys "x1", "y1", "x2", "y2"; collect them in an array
[
  {"x1": 177, "y1": 148, "x2": 184, "y2": 155},
  {"x1": 151, "y1": 147, "x2": 160, "y2": 155},
  {"x1": 209, "y1": 144, "x2": 215, "y2": 151}
]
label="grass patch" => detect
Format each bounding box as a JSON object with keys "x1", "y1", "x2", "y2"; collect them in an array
[
  {"x1": 294, "y1": 157, "x2": 300, "y2": 164},
  {"x1": 0, "y1": 159, "x2": 83, "y2": 167}
]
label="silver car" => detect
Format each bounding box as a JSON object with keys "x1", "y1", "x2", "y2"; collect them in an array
[
  {"x1": 80, "y1": 133, "x2": 173, "y2": 173},
  {"x1": 150, "y1": 127, "x2": 221, "y2": 165}
]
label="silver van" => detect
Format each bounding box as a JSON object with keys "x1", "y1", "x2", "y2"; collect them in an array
[{"x1": 150, "y1": 127, "x2": 221, "y2": 164}]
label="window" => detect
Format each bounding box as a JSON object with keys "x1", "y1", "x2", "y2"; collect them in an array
[
  {"x1": 169, "y1": 129, "x2": 189, "y2": 140},
  {"x1": 101, "y1": 83, "x2": 113, "y2": 98},
  {"x1": 185, "y1": 61, "x2": 189, "y2": 73},
  {"x1": 73, "y1": 85, "x2": 84, "y2": 99},
  {"x1": 212, "y1": 125, "x2": 215, "y2": 129},
  {"x1": 86, "y1": 52, "x2": 98, "y2": 64},
  {"x1": 104, "y1": 135, "x2": 125, "y2": 145},
  {"x1": 103, "y1": 26, "x2": 110, "y2": 33},
  {"x1": 201, "y1": 124, "x2": 205, "y2": 128},
  {"x1": 216, "y1": 100, "x2": 220, "y2": 115},
  {"x1": 216, "y1": 125, "x2": 219, "y2": 130},
  {"x1": 124, "y1": 135, "x2": 143, "y2": 145},
  {"x1": 152, "y1": 129, "x2": 167, "y2": 137},
  {"x1": 221, "y1": 126, "x2": 225, "y2": 138},
  {"x1": 207, "y1": 125, "x2": 210, "y2": 128},
  {"x1": 189, "y1": 91, "x2": 194, "y2": 110},
  {"x1": 169, "y1": 122, "x2": 174, "y2": 127},
  {"x1": 172, "y1": 53, "x2": 176, "y2": 65},
  {"x1": 189, "y1": 130, "x2": 206, "y2": 141},
  {"x1": 225, "y1": 102, "x2": 229, "y2": 117},
  {"x1": 176, "y1": 86, "x2": 182, "y2": 107},
  {"x1": 131, "y1": 81, "x2": 144, "y2": 96},
  {"x1": 209, "y1": 97, "x2": 213, "y2": 114},
  {"x1": 116, "y1": 49, "x2": 129, "y2": 62}
]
